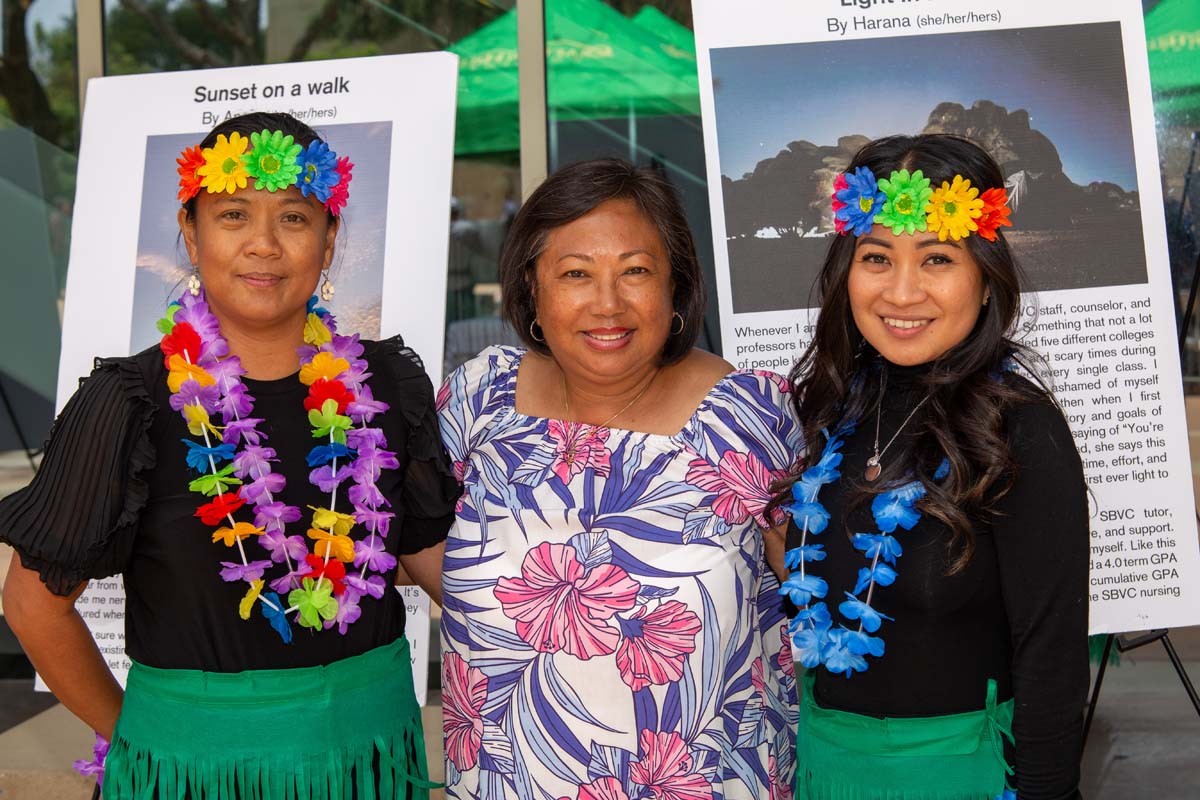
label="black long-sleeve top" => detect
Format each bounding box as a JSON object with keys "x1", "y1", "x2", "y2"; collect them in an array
[
  {"x1": 786, "y1": 362, "x2": 1089, "y2": 800},
  {"x1": 0, "y1": 336, "x2": 461, "y2": 672}
]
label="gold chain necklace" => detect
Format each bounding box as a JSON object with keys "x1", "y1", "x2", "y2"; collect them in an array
[{"x1": 561, "y1": 368, "x2": 659, "y2": 431}]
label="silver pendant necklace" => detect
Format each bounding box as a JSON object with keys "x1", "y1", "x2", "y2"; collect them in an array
[{"x1": 866, "y1": 366, "x2": 931, "y2": 482}]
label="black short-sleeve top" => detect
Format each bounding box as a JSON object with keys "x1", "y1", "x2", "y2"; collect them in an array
[{"x1": 0, "y1": 336, "x2": 461, "y2": 672}]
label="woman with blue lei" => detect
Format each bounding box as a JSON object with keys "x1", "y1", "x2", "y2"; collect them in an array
[{"x1": 770, "y1": 134, "x2": 1088, "y2": 799}]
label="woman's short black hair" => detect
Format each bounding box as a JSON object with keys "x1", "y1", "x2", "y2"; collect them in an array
[
  {"x1": 182, "y1": 111, "x2": 328, "y2": 221},
  {"x1": 499, "y1": 158, "x2": 706, "y2": 365}
]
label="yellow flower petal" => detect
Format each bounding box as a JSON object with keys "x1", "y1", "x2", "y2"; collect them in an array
[
  {"x1": 239, "y1": 579, "x2": 265, "y2": 620},
  {"x1": 198, "y1": 132, "x2": 251, "y2": 195},
  {"x1": 307, "y1": 528, "x2": 355, "y2": 562},
  {"x1": 309, "y1": 505, "x2": 356, "y2": 537},
  {"x1": 303, "y1": 313, "x2": 333, "y2": 347},
  {"x1": 298, "y1": 351, "x2": 350, "y2": 386},
  {"x1": 183, "y1": 404, "x2": 218, "y2": 437},
  {"x1": 167, "y1": 354, "x2": 216, "y2": 392},
  {"x1": 212, "y1": 521, "x2": 265, "y2": 547}
]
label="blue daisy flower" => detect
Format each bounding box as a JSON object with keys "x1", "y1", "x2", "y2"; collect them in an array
[
  {"x1": 297, "y1": 141, "x2": 341, "y2": 203},
  {"x1": 834, "y1": 166, "x2": 887, "y2": 236},
  {"x1": 779, "y1": 573, "x2": 828, "y2": 606}
]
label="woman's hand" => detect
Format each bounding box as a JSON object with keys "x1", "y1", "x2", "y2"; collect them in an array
[
  {"x1": 2, "y1": 559, "x2": 123, "y2": 739},
  {"x1": 397, "y1": 540, "x2": 446, "y2": 606},
  {"x1": 764, "y1": 523, "x2": 789, "y2": 582}
]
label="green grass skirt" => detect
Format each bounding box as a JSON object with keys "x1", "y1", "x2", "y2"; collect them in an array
[
  {"x1": 795, "y1": 671, "x2": 1014, "y2": 800},
  {"x1": 103, "y1": 637, "x2": 433, "y2": 799}
]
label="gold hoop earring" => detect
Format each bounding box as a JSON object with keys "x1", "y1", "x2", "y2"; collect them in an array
[
  {"x1": 187, "y1": 270, "x2": 202, "y2": 296},
  {"x1": 529, "y1": 319, "x2": 546, "y2": 343},
  {"x1": 670, "y1": 312, "x2": 685, "y2": 336},
  {"x1": 320, "y1": 272, "x2": 335, "y2": 302}
]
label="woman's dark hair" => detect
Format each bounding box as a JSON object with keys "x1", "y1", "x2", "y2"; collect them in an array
[
  {"x1": 499, "y1": 158, "x2": 706, "y2": 365},
  {"x1": 775, "y1": 133, "x2": 1047, "y2": 573},
  {"x1": 182, "y1": 111, "x2": 330, "y2": 222}
]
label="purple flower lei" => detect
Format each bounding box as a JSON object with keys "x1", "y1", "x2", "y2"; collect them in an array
[{"x1": 159, "y1": 289, "x2": 398, "y2": 641}]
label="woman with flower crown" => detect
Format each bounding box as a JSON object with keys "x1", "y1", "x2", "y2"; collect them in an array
[
  {"x1": 0, "y1": 111, "x2": 460, "y2": 798},
  {"x1": 771, "y1": 134, "x2": 1088, "y2": 799}
]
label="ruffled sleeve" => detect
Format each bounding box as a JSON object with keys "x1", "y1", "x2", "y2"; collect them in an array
[
  {"x1": 683, "y1": 369, "x2": 801, "y2": 528},
  {"x1": 0, "y1": 357, "x2": 156, "y2": 596},
  {"x1": 373, "y1": 336, "x2": 461, "y2": 555}
]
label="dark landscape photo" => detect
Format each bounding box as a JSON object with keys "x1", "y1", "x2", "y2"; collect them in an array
[{"x1": 711, "y1": 23, "x2": 1146, "y2": 313}]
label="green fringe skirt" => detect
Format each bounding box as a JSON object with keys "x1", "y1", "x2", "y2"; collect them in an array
[
  {"x1": 103, "y1": 637, "x2": 433, "y2": 799},
  {"x1": 795, "y1": 671, "x2": 1014, "y2": 800}
]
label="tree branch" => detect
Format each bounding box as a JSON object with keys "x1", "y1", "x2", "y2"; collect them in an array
[
  {"x1": 191, "y1": 0, "x2": 253, "y2": 53},
  {"x1": 287, "y1": 0, "x2": 341, "y2": 64},
  {"x1": 117, "y1": 0, "x2": 229, "y2": 68},
  {"x1": 0, "y1": 0, "x2": 63, "y2": 145}
]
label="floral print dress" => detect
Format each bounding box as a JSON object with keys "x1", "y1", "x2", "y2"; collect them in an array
[{"x1": 437, "y1": 346, "x2": 800, "y2": 800}]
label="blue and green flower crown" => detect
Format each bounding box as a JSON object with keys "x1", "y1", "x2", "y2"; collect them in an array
[{"x1": 832, "y1": 166, "x2": 1012, "y2": 242}]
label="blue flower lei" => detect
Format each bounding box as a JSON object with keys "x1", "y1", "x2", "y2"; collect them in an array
[{"x1": 779, "y1": 420, "x2": 949, "y2": 677}]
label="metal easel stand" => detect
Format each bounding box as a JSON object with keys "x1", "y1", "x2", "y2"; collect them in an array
[
  {"x1": 1083, "y1": 137, "x2": 1200, "y2": 747},
  {"x1": 1082, "y1": 629, "x2": 1200, "y2": 746}
]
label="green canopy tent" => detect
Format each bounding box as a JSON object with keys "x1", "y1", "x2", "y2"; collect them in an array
[
  {"x1": 451, "y1": 0, "x2": 699, "y2": 156},
  {"x1": 1145, "y1": 0, "x2": 1200, "y2": 124},
  {"x1": 631, "y1": 6, "x2": 696, "y2": 61}
]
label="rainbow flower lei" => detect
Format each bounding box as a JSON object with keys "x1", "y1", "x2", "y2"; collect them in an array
[
  {"x1": 159, "y1": 291, "x2": 397, "y2": 641},
  {"x1": 832, "y1": 166, "x2": 1012, "y2": 242},
  {"x1": 779, "y1": 421, "x2": 949, "y2": 677},
  {"x1": 176, "y1": 129, "x2": 354, "y2": 216}
]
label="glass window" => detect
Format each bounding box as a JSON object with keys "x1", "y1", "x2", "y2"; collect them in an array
[
  {"x1": 541, "y1": 0, "x2": 720, "y2": 353},
  {"x1": 102, "y1": 0, "x2": 520, "y2": 375},
  {"x1": 1146, "y1": 0, "x2": 1200, "y2": 379},
  {"x1": 0, "y1": 0, "x2": 78, "y2": 457}
]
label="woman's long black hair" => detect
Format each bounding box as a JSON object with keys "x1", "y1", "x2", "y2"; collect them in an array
[{"x1": 775, "y1": 134, "x2": 1048, "y2": 573}]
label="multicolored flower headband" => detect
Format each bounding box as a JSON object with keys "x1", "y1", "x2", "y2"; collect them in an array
[
  {"x1": 176, "y1": 129, "x2": 354, "y2": 216},
  {"x1": 832, "y1": 166, "x2": 1012, "y2": 242}
]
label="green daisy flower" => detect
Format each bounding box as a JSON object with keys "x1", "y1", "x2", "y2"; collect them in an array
[
  {"x1": 242, "y1": 129, "x2": 303, "y2": 192},
  {"x1": 875, "y1": 169, "x2": 934, "y2": 235}
]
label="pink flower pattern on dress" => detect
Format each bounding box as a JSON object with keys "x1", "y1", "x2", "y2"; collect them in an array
[
  {"x1": 686, "y1": 450, "x2": 784, "y2": 527},
  {"x1": 548, "y1": 420, "x2": 612, "y2": 484},
  {"x1": 494, "y1": 542, "x2": 640, "y2": 658},
  {"x1": 615, "y1": 600, "x2": 702, "y2": 691},
  {"x1": 442, "y1": 652, "x2": 487, "y2": 772},
  {"x1": 439, "y1": 349, "x2": 800, "y2": 800},
  {"x1": 778, "y1": 623, "x2": 796, "y2": 678},
  {"x1": 630, "y1": 730, "x2": 714, "y2": 800}
]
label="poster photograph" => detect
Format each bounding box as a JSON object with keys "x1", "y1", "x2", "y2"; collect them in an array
[
  {"x1": 692, "y1": 0, "x2": 1200, "y2": 634},
  {"x1": 51, "y1": 52, "x2": 458, "y2": 702}
]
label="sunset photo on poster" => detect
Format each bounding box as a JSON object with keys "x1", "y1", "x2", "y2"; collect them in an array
[{"x1": 711, "y1": 22, "x2": 1146, "y2": 312}]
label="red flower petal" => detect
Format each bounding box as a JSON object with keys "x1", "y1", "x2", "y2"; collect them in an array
[
  {"x1": 161, "y1": 321, "x2": 202, "y2": 369},
  {"x1": 195, "y1": 492, "x2": 245, "y2": 526},
  {"x1": 304, "y1": 553, "x2": 347, "y2": 595},
  {"x1": 304, "y1": 378, "x2": 354, "y2": 414},
  {"x1": 176, "y1": 146, "x2": 205, "y2": 203},
  {"x1": 976, "y1": 187, "x2": 1013, "y2": 242}
]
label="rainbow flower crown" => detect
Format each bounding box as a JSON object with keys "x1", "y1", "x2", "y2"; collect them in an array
[
  {"x1": 832, "y1": 166, "x2": 1011, "y2": 242},
  {"x1": 176, "y1": 129, "x2": 354, "y2": 216}
]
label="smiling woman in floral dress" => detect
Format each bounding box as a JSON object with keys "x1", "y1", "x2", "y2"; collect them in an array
[{"x1": 437, "y1": 159, "x2": 801, "y2": 800}]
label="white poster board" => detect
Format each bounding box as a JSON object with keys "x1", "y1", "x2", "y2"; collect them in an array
[
  {"x1": 51, "y1": 53, "x2": 458, "y2": 704},
  {"x1": 692, "y1": 0, "x2": 1200, "y2": 634}
]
